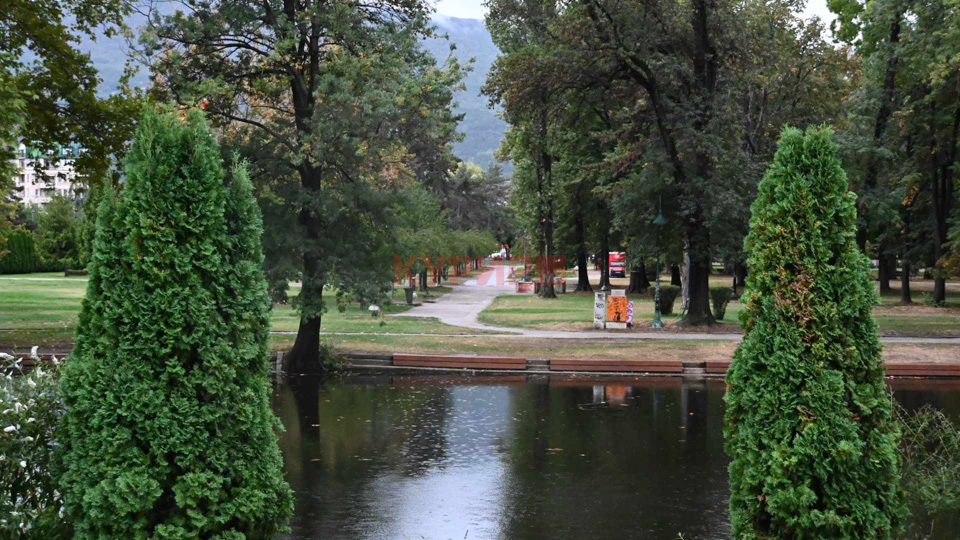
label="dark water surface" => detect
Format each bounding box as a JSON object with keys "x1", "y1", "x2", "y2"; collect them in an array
[{"x1": 272, "y1": 374, "x2": 960, "y2": 540}]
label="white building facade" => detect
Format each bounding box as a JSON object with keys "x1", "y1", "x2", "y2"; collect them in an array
[{"x1": 11, "y1": 143, "x2": 85, "y2": 206}]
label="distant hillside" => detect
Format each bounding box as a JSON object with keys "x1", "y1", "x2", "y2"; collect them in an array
[
  {"x1": 425, "y1": 16, "x2": 508, "y2": 170},
  {"x1": 78, "y1": 14, "x2": 508, "y2": 171}
]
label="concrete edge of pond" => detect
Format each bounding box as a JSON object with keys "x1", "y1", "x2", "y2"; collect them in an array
[
  {"x1": 7, "y1": 349, "x2": 960, "y2": 382},
  {"x1": 322, "y1": 352, "x2": 960, "y2": 381}
]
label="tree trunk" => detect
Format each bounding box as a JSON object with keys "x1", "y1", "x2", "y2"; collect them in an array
[
  {"x1": 285, "y1": 159, "x2": 325, "y2": 373},
  {"x1": 283, "y1": 279, "x2": 324, "y2": 374},
  {"x1": 574, "y1": 212, "x2": 592, "y2": 292},
  {"x1": 900, "y1": 211, "x2": 912, "y2": 304},
  {"x1": 900, "y1": 261, "x2": 912, "y2": 304},
  {"x1": 670, "y1": 265, "x2": 682, "y2": 286},
  {"x1": 930, "y1": 104, "x2": 958, "y2": 305},
  {"x1": 599, "y1": 229, "x2": 611, "y2": 290},
  {"x1": 420, "y1": 270, "x2": 429, "y2": 293},
  {"x1": 627, "y1": 271, "x2": 639, "y2": 294},
  {"x1": 537, "y1": 109, "x2": 557, "y2": 300},
  {"x1": 878, "y1": 249, "x2": 892, "y2": 295},
  {"x1": 733, "y1": 261, "x2": 747, "y2": 297},
  {"x1": 626, "y1": 260, "x2": 650, "y2": 294},
  {"x1": 678, "y1": 212, "x2": 716, "y2": 326},
  {"x1": 859, "y1": 14, "x2": 903, "y2": 254},
  {"x1": 639, "y1": 260, "x2": 651, "y2": 289}
]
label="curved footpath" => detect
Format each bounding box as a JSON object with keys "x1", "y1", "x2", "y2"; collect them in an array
[{"x1": 384, "y1": 281, "x2": 960, "y2": 345}]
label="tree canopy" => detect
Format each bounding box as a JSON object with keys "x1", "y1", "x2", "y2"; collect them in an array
[{"x1": 141, "y1": 0, "x2": 470, "y2": 371}]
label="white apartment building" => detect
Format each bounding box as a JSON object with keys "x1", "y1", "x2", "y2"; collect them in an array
[{"x1": 11, "y1": 143, "x2": 85, "y2": 206}]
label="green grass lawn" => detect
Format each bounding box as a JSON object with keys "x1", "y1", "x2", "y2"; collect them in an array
[
  {"x1": 479, "y1": 279, "x2": 960, "y2": 337},
  {"x1": 2, "y1": 271, "x2": 959, "y2": 351},
  {"x1": 0, "y1": 275, "x2": 487, "y2": 349}
]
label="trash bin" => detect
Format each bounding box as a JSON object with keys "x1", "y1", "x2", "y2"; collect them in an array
[{"x1": 404, "y1": 287, "x2": 415, "y2": 305}]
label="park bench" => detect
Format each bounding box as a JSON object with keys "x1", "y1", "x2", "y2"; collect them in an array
[
  {"x1": 705, "y1": 360, "x2": 733, "y2": 374},
  {"x1": 549, "y1": 358, "x2": 683, "y2": 373},
  {"x1": 393, "y1": 353, "x2": 527, "y2": 370},
  {"x1": 884, "y1": 363, "x2": 960, "y2": 378}
]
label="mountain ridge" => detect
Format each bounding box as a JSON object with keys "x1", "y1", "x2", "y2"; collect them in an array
[{"x1": 78, "y1": 15, "x2": 507, "y2": 170}]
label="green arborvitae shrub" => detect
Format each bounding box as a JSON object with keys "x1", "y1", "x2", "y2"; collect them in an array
[
  {"x1": 650, "y1": 285, "x2": 681, "y2": 314},
  {"x1": 59, "y1": 108, "x2": 293, "y2": 538},
  {"x1": 724, "y1": 126, "x2": 904, "y2": 538},
  {"x1": 35, "y1": 194, "x2": 80, "y2": 271},
  {"x1": 710, "y1": 286, "x2": 733, "y2": 321},
  {"x1": 0, "y1": 230, "x2": 40, "y2": 274}
]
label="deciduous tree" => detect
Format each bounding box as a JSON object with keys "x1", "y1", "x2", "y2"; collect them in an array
[{"x1": 142, "y1": 0, "x2": 466, "y2": 371}]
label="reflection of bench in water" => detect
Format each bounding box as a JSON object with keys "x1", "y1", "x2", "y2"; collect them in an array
[
  {"x1": 393, "y1": 353, "x2": 527, "y2": 370},
  {"x1": 549, "y1": 358, "x2": 682, "y2": 373},
  {"x1": 391, "y1": 374, "x2": 528, "y2": 388}
]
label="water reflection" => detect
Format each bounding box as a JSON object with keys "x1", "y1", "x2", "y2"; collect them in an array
[{"x1": 272, "y1": 375, "x2": 960, "y2": 540}]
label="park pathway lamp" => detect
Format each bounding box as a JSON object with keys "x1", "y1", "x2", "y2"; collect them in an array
[{"x1": 652, "y1": 196, "x2": 667, "y2": 329}]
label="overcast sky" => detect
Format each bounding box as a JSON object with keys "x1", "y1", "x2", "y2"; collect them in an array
[{"x1": 433, "y1": 0, "x2": 836, "y2": 25}]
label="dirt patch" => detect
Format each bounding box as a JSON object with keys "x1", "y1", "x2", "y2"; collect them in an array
[
  {"x1": 874, "y1": 304, "x2": 960, "y2": 316},
  {"x1": 884, "y1": 280, "x2": 960, "y2": 293},
  {"x1": 882, "y1": 344, "x2": 960, "y2": 365},
  {"x1": 530, "y1": 322, "x2": 596, "y2": 332}
]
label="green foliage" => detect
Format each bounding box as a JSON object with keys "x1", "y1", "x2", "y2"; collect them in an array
[
  {"x1": 2, "y1": 0, "x2": 141, "y2": 184},
  {"x1": 0, "y1": 351, "x2": 67, "y2": 539},
  {"x1": 59, "y1": 108, "x2": 292, "y2": 537},
  {"x1": 143, "y1": 1, "x2": 469, "y2": 368},
  {"x1": 710, "y1": 287, "x2": 734, "y2": 321},
  {"x1": 0, "y1": 53, "x2": 23, "y2": 259},
  {"x1": 74, "y1": 182, "x2": 107, "y2": 270},
  {"x1": 724, "y1": 127, "x2": 904, "y2": 538},
  {"x1": 894, "y1": 402, "x2": 960, "y2": 538},
  {"x1": 35, "y1": 195, "x2": 80, "y2": 271},
  {"x1": 317, "y1": 340, "x2": 346, "y2": 372},
  {"x1": 0, "y1": 230, "x2": 40, "y2": 274},
  {"x1": 650, "y1": 285, "x2": 681, "y2": 315}
]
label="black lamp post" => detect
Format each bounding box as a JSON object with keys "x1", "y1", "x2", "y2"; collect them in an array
[{"x1": 652, "y1": 195, "x2": 667, "y2": 329}]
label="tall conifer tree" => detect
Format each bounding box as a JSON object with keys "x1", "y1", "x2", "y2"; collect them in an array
[
  {"x1": 60, "y1": 108, "x2": 292, "y2": 537},
  {"x1": 724, "y1": 126, "x2": 903, "y2": 538}
]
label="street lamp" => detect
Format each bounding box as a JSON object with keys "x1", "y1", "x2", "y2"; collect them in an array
[{"x1": 651, "y1": 195, "x2": 667, "y2": 329}]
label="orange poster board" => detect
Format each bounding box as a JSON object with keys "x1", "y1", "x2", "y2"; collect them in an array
[{"x1": 607, "y1": 296, "x2": 627, "y2": 322}]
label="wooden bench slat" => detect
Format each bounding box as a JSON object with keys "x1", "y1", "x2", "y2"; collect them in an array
[
  {"x1": 394, "y1": 354, "x2": 525, "y2": 364},
  {"x1": 549, "y1": 364, "x2": 683, "y2": 373},
  {"x1": 393, "y1": 360, "x2": 526, "y2": 370},
  {"x1": 550, "y1": 360, "x2": 683, "y2": 367}
]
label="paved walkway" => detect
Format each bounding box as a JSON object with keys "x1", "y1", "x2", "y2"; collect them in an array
[{"x1": 389, "y1": 279, "x2": 960, "y2": 345}]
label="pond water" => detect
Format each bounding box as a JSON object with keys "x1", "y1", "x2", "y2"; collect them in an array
[{"x1": 272, "y1": 374, "x2": 960, "y2": 540}]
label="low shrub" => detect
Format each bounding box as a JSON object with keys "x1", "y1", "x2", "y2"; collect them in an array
[
  {"x1": 650, "y1": 285, "x2": 681, "y2": 314},
  {"x1": 0, "y1": 230, "x2": 40, "y2": 274},
  {"x1": 319, "y1": 340, "x2": 346, "y2": 372},
  {"x1": 709, "y1": 287, "x2": 733, "y2": 321},
  {"x1": 0, "y1": 348, "x2": 68, "y2": 539},
  {"x1": 895, "y1": 401, "x2": 960, "y2": 538}
]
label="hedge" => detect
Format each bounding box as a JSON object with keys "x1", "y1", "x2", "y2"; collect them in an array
[
  {"x1": 0, "y1": 230, "x2": 40, "y2": 274},
  {"x1": 649, "y1": 285, "x2": 681, "y2": 314}
]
